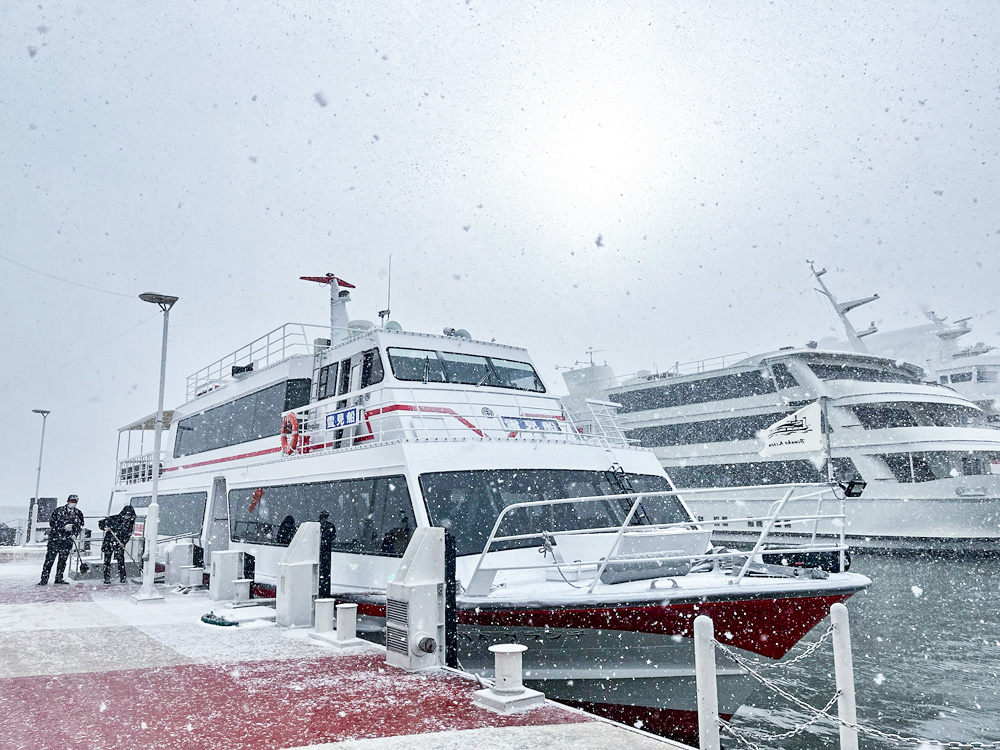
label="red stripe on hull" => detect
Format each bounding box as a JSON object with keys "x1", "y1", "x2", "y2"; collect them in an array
[
  {"x1": 461, "y1": 594, "x2": 853, "y2": 659},
  {"x1": 557, "y1": 699, "x2": 730, "y2": 746}
]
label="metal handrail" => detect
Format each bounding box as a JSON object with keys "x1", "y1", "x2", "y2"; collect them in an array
[{"x1": 463, "y1": 484, "x2": 849, "y2": 594}]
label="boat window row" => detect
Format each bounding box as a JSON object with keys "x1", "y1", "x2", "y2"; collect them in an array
[
  {"x1": 625, "y1": 411, "x2": 794, "y2": 447},
  {"x1": 667, "y1": 458, "x2": 862, "y2": 489},
  {"x1": 229, "y1": 475, "x2": 416, "y2": 556},
  {"x1": 611, "y1": 370, "x2": 779, "y2": 414},
  {"x1": 853, "y1": 402, "x2": 989, "y2": 430},
  {"x1": 387, "y1": 348, "x2": 545, "y2": 392},
  {"x1": 130, "y1": 492, "x2": 207, "y2": 537},
  {"x1": 879, "y1": 451, "x2": 1000, "y2": 483},
  {"x1": 317, "y1": 348, "x2": 384, "y2": 400},
  {"x1": 939, "y1": 367, "x2": 999, "y2": 385},
  {"x1": 173, "y1": 379, "x2": 312, "y2": 458},
  {"x1": 420, "y1": 469, "x2": 687, "y2": 556},
  {"x1": 807, "y1": 362, "x2": 920, "y2": 384}
]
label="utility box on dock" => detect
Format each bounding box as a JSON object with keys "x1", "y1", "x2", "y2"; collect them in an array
[
  {"x1": 275, "y1": 522, "x2": 320, "y2": 628},
  {"x1": 166, "y1": 540, "x2": 194, "y2": 585},
  {"x1": 386, "y1": 527, "x2": 446, "y2": 672},
  {"x1": 209, "y1": 550, "x2": 244, "y2": 601}
]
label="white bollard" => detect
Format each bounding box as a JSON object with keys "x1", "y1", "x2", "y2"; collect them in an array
[
  {"x1": 336, "y1": 603, "x2": 358, "y2": 642},
  {"x1": 314, "y1": 598, "x2": 336, "y2": 634},
  {"x1": 471, "y1": 643, "x2": 545, "y2": 714},
  {"x1": 694, "y1": 614, "x2": 721, "y2": 750},
  {"x1": 490, "y1": 644, "x2": 527, "y2": 694},
  {"x1": 831, "y1": 602, "x2": 859, "y2": 750}
]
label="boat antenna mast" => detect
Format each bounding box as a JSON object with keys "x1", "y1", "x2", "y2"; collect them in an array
[
  {"x1": 300, "y1": 273, "x2": 356, "y2": 345},
  {"x1": 378, "y1": 255, "x2": 392, "y2": 328},
  {"x1": 808, "y1": 260, "x2": 879, "y2": 353}
]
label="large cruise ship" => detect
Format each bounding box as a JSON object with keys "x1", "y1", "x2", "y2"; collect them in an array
[
  {"x1": 810, "y1": 262, "x2": 1000, "y2": 423},
  {"x1": 562, "y1": 347, "x2": 1000, "y2": 554}
]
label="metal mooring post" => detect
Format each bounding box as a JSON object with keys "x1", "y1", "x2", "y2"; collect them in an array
[
  {"x1": 444, "y1": 530, "x2": 458, "y2": 668},
  {"x1": 694, "y1": 614, "x2": 721, "y2": 750},
  {"x1": 318, "y1": 513, "x2": 335, "y2": 599},
  {"x1": 831, "y1": 602, "x2": 859, "y2": 750}
]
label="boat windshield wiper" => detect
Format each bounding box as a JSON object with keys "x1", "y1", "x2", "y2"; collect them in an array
[
  {"x1": 422, "y1": 357, "x2": 431, "y2": 384},
  {"x1": 476, "y1": 367, "x2": 496, "y2": 386}
]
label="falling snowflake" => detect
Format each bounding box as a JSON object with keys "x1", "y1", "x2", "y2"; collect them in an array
[
  {"x1": 911, "y1": 585, "x2": 923, "y2": 598},
  {"x1": 874, "y1": 673, "x2": 886, "y2": 685}
]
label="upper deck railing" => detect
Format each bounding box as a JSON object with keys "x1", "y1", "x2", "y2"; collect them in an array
[
  {"x1": 186, "y1": 323, "x2": 331, "y2": 399},
  {"x1": 284, "y1": 383, "x2": 630, "y2": 455}
]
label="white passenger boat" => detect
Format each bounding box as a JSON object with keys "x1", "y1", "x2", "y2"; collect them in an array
[
  {"x1": 563, "y1": 344, "x2": 1000, "y2": 555},
  {"x1": 109, "y1": 275, "x2": 869, "y2": 743},
  {"x1": 810, "y1": 261, "x2": 1000, "y2": 424}
]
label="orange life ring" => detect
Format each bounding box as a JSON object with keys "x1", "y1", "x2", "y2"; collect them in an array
[{"x1": 281, "y1": 412, "x2": 299, "y2": 454}]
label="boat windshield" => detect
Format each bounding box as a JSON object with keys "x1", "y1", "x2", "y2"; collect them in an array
[
  {"x1": 420, "y1": 469, "x2": 687, "y2": 556},
  {"x1": 808, "y1": 362, "x2": 920, "y2": 384},
  {"x1": 388, "y1": 347, "x2": 545, "y2": 392}
]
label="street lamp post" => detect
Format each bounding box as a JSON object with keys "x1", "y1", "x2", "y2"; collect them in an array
[
  {"x1": 131, "y1": 292, "x2": 178, "y2": 605},
  {"x1": 30, "y1": 409, "x2": 51, "y2": 546}
]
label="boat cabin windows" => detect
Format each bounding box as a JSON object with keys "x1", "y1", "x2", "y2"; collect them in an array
[
  {"x1": 769, "y1": 363, "x2": 800, "y2": 389},
  {"x1": 854, "y1": 402, "x2": 988, "y2": 430},
  {"x1": 131, "y1": 492, "x2": 207, "y2": 537},
  {"x1": 387, "y1": 348, "x2": 545, "y2": 392},
  {"x1": 420, "y1": 469, "x2": 687, "y2": 557},
  {"x1": 976, "y1": 367, "x2": 999, "y2": 383},
  {"x1": 949, "y1": 371, "x2": 973, "y2": 383},
  {"x1": 667, "y1": 458, "x2": 861, "y2": 489},
  {"x1": 611, "y1": 370, "x2": 777, "y2": 414},
  {"x1": 318, "y1": 348, "x2": 384, "y2": 399},
  {"x1": 879, "y1": 451, "x2": 998, "y2": 483},
  {"x1": 228, "y1": 475, "x2": 415, "y2": 556},
  {"x1": 807, "y1": 363, "x2": 920, "y2": 384},
  {"x1": 626, "y1": 411, "x2": 793, "y2": 447},
  {"x1": 173, "y1": 379, "x2": 311, "y2": 458}
]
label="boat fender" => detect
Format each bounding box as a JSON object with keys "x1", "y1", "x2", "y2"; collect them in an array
[{"x1": 280, "y1": 412, "x2": 299, "y2": 454}]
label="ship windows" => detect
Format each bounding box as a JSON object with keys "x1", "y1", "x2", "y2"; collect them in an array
[
  {"x1": 770, "y1": 363, "x2": 800, "y2": 389},
  {"x1": 807, "y1": 363, "x2": 921, "y2": 384},
  {"x1": 420, "y1": 469, "x2": 687, "y2": 557},
  {"x1": 976, "y1": 368, "x2": 999, "y2": 383},
  {"x1": 950, "y1": 371, "x2": 973, "y2": 383},
  {"x1": 611, "y1": 370, "x2": 777, "y2": 414},
  {"x1": 387, "y1": 348, "x2": 545, "y2": 392},
  {"x1": 173, "y1": 379, "x2": 311, "y2": 458},
  {"x1": 879, "y1": 451, "x2": 998, "y2": 483},
  {"x1": 131, "y1": 492, "x2": 207, "y2": 537},
  {"x1": 228, "y1": 475, "x2": 415, "y2": 555},
  {"x1": 361, "y1": 348, "x2": 384, "y2": 388},
  {"x1": 667, "y1": 458, "x2": 861, "y2": 489},
  {"x1": 853, "y1": 402, "x2": 987, "y2": 430},
  {"x1": 626, "y1": 411, "x2": 793, "y2": 447}
]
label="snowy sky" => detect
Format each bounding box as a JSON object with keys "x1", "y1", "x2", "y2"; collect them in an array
[{"x1": 2, "y1": 1, "x2": 998, "y2": 517}]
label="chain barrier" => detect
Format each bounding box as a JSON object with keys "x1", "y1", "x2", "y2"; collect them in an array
[
  {"x1": 717, "y1": 622, "x2": 834, "y2": 672},
  {"x1": 713, "y1": 632, "x2": 1000, "y2": 750}
]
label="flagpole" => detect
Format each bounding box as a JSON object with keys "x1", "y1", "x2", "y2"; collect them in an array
[{"x1": 821, "y1": 396, "x2": 834, "y2": 483}]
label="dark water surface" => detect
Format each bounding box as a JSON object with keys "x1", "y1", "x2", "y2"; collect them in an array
[{"x1": 728, "y1": 556, "x2": 1000, "y2": 748}]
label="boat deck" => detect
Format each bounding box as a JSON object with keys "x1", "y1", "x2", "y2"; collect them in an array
[{"x1": 0, "y1": 559, "x2": 690, "y2": 750}]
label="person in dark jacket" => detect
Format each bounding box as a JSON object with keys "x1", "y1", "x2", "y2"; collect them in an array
[
  {"x1": 38, "y1": 494, "x2": 85, "y2": 585},
  {"x1": 99, "y1": 506, "x2": 136, "y2": 584}
]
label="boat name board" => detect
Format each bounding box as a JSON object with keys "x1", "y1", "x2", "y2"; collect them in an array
[
  {"x1": 501, "y1": 416, "x2": 562, "y2": 432},
  {"x1": 326, "y1": 407, "x2": 360, "y2": 430}
]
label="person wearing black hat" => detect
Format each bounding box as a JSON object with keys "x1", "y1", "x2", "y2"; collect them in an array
[
  {"x1": 98, "y1": 506, "x2": 137, "y2": 584},
  {"x1": 38, "y1": 494, "x2": 85, "y2": 585}
]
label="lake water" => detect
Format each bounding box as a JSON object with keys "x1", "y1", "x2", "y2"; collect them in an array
[{"x1": 728, "y1": 555, "x2": 1000, "y2": 748}]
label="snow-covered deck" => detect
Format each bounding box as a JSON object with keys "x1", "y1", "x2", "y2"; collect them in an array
[{"x1": 0, "y1": 561, "x2": 689, "y2": 750}]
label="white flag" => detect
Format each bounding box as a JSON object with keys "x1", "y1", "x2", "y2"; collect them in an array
[{"x1": 758, "y1": 401, "x2": 824, "y2": 458}]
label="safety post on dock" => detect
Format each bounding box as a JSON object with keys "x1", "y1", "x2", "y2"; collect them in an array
[
  {"x1": 693, "y1": 614, "x2": 721, "y2": 750},
  {"x1": 831, "y1": 602, "x2": 859, "y2": 750}
]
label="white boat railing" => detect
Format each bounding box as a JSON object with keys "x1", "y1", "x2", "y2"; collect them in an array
[
  {"x1": 186, "y1": 322, "x2": 330, "y2": 399},
  {"x1": 463, "y1": 484, "x2": 848, "y2": 597},
  {"x1": 283, "y1": 383, "x2": 631, "y2": 453},
  {"x1": 114, "y1": 451, "x2": 164, "y2": 487}
]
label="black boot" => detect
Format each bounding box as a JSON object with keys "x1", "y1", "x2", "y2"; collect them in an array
[{"x1": 37, "y1": 580, "x2": 47, "y2": 586}]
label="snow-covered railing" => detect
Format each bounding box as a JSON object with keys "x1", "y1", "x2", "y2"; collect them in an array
[
  {"x1": 281, "y1": 383, "x2": 629, "y2": 454},
  {"x1": 186, "y1": 323, "x2": 330, "y2": 399},
  {"x1": 114, "y1": 451, "x2": 164, "y2": 487},
  {"x1": 462, "y1": 484, "x2": 848, "y2": 597}
]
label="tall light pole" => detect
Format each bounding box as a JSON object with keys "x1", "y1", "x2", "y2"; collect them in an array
[
  {"x1": 30, "y1": 409, "x2": 51, "y2": 546},
  {"x1": 131, "y1": 292, "x2": 178, "y2": 605}
]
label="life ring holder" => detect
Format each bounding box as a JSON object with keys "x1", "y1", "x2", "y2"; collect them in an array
[{"x1": 281, "y1": 412, "x2": 299, "y2": 454}]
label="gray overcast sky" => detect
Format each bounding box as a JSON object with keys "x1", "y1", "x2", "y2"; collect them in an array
[{"x1": 2, "y1": 1, "x2": 998, "y2": 516}]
